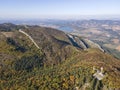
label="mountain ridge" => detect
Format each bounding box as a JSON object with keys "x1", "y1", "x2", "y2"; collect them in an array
[{"x1": 0, "y1": 23, "x2": 120, "y2": 90}]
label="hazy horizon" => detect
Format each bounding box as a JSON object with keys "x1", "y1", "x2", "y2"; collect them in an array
[{"x1": 1, "y1": 15, "x2": 120, "y2": 20}]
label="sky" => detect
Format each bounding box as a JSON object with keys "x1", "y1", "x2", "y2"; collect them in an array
[{"x1": 0, "y1": 0, "x2": 120, "y2": 19}]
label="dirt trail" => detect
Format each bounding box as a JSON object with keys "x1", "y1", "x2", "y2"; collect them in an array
[{"x1": 19, "y1": 29, "x2": 40, "y2": 49}]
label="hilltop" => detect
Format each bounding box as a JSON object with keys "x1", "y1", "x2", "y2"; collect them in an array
[{"x1": 0, "y1": 23, "x2": 120, "y2": 90}]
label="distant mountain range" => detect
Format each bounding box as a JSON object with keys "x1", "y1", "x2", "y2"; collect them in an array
[{"x1": 0, "y1": 23, "x2": 120, "y2": 90}]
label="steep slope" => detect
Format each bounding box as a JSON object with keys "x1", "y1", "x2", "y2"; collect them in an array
[
  {"x1": 0, "y1": 24, "x2": 120, "y2": 90},
  {"x1": 21, "y1": 26, "x2": 76, "y2": 65}
]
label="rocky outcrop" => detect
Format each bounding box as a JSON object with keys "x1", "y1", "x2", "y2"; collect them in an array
[{"x1": 67, "y1": 34, "x2": 104, "y2": 52}]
